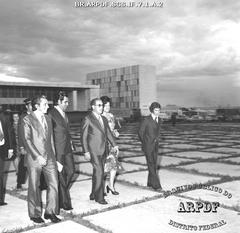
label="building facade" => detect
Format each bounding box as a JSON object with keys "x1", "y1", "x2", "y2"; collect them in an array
[
  {"x1": 0, "y1": 81, "x2": 99, "y2": 112},
  {"x1": 87, "y1": 65, "x2": 157, "y2": 117}
]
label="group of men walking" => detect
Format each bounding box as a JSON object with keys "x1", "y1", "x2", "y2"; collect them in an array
[
  {"x1": 0, "y1": 93, "x2": 163, "y2": 225},
  {"x1": 0, "y1": 91, "x2": 75, "y2": 224}
]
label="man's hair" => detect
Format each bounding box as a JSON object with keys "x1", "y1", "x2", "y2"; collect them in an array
[
  {"x1": 32, "y1": 95, "x2": 47, "y2": 111},
  {"x1": 23, "y1": 98, "x2": 32, "y2": 106},
  {"x1": 90, "y1": 98, "x2": 101, "y2": 109},
  {"x1": 100, "y1": 96, "x2": 111, "y2": 109},
  {"x1": 149, "y1": 102, "x2": 161, "y2": 113},
  {"x1": 53, "y1": 91, "x2": 68, "y2": 105}
]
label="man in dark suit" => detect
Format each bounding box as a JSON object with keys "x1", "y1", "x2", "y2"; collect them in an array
[
  {"x1": 81, "y1": 98, "x2": 119, "y2": 205},
  {"x1": 22, "y1": 95, "x2": 61, "y2": 224},
  {"x1": 48, "y1": 91, "x2": 75, "y2": 211},
  {"x1": 0, "y1": 110, "x2": 15, "y2": 206},
  {"x1": 138, "y1": 102, "x2": 162, "y2": 191}
]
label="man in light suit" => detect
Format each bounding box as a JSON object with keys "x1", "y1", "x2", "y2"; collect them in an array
[
  {"x1": 0, "y1": 110, "x2": 15, "y2": 206},
  {"x1": 138, "y1": 102, "x2": 163, "y2": 191},
  {"x1": 81, "y1": 98, "x2": 119, "y2": 205},
  {"x1": 22, "y1": 95, "x2": 61, "y2": 224},
  {"x1": 48, "y1": 91, "x2": 75, "y2": 211}
]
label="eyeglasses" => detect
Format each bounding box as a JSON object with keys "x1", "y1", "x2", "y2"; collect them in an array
[{"x1": 95, "y1": 104, "x2": 103, "y2": 107}]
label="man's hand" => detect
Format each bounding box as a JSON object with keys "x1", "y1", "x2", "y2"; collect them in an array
[
  {"x1": 113, "y1": 146, "x2": 119, "y2": 156},
  {"x1": 84, "y1": 152, "x2": 91, "y2": 161},
  {"x1": 37, "y1": 156, "x2": 47, "y2": 167},
  {"x1": 20, "y1": 147, "x2": 26, "y2": 155},
  {"x1": 71, "y1": 141, "x2": 76, "y2": 151},
  {"x1": 8, "y1": 149, "x2": 14, "y2": 159},
  {"x1": 113, "y1": 129, "x2": 120, "y2": 138}
]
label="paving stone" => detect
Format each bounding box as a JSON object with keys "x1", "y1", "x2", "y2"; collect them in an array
[
  {"x1": 120, "y1": 162, "x2": 146, "y2": 172},
  {"x1": 221, "y1": 140, "x2": 240, "y2": 143},
  {"x1": 191, "y1": 138, "x2": 215, "y2": 141},
  {"x1": 165, "y1": 140, "x2": 191, "y2": 144},
  {"x1": 118, "y1": 169, "x2": 220, "y2": 190},
  {"x1": 168, "y1": 151, "x2": 230, "y2": 159},
  {"x1": 165, "y1": 144, "x2": 205, "y2": 149},
  {"x1": 193, "y1": 142, "x2": 233, "y2": 146},
  {"x1": 118, "y1": 144, "x2": 140, "y2": 149},
  {"x1": 76, "y1": 162, "x2": 92, "y2": 175},
  {"x1": 220, "y1": 157, "x2": 240, "y2": 164},
  {"x1": 178, "y1": 162, "x2": 240, "y2": 177},
  {"x1": 24, "y1": 220, "x2": 97, "y2": 233},
  {"x1": 122, "y1": 155, "x2": 195, "y2": 167},
  {"x1": 74, "y1": 154, "x2": 86, "y2": 162},
  {"x1": 206, "y1": 147, "x2": 240, "y2": 154},
  {"x1": 84, "y1": 196, "x2": 239, "y2": 233},
  {"x1": 117, "y1": 139, "x2": 141, "y2": 145},
  {"x1": 0, "y1": 194, "x2": 34, "y2": 232},
  {"x1": 158, "y1": 148, "x2": 176, "y2": 153},
  {"x1": 119, "y1": 150, "x2": 143, "y2": 158}
]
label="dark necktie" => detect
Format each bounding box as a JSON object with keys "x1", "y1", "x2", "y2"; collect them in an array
[
  {"x1": 41, "y1": 115, "x2": 48, "y2": 133},
  {"x1": 155, "y1": 117, "x2": 158, "y2": 123},
  {"x1": 98, "y1": 115, "x2": 104, "y2": 128}
]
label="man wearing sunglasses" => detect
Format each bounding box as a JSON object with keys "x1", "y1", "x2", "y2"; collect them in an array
[{"x1": 81, "y1": 98, "x2": 119, "y2": 205}]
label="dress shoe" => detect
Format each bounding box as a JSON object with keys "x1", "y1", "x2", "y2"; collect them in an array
[
  {"x1": 63, "y1": 206, "x2": 73, "y2": 211},
  {"x1": 104, "y1": 192, "x2": 107, "y2": 197},
  {"x1": 30, "y1": 217, "x2": 45, "y2": 224},
  {"x1": 16, "y1": 184, "x2": 22, "y2": 189},
  {"x1": 44, "y1": 213, "x2": 61, "y2": 223},
  {"x1": 96, "y1": 199, "x2": 108, "y2": 205},
  {"x1": 153, "y1": 187, "x2": 163, "y2": 191},
  {"x1": 0, "y1": 202, "x2": 7, "y2": 206},
  {"x1": 106, "y1": 185, "x2": 119, "y2": 195},
  {"x1": 89, "y1": 195, "x2": 94, "y2": 200}
]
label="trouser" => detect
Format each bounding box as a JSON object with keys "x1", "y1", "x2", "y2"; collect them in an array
[
  {"x1": 58, "y1": 152, "x2": 75, "y2": 208},
  {"x1": 145, "y1": 145, "x2": 161, "y2": 189},
  {"x1": 17, "y1": 154, "x2": 27, "y2": 185},
  {"x1": 90, "y1": 153, "x2": 106, "y2": 202},
  {"x1": 0, "y1": 156, "x2": 5, "y2": 203},
  {"x1": 27, "y1": 159, "x2": 59, "y2": 218}
]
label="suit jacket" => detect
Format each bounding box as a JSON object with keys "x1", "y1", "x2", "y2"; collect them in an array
[
  {"x1": 81, "y1": 112, "x2": 116, "y2": 156},
  {"x1": 22, "y1": 112, "x2": 56, "y2": 166},
  {"x1": 48, "y1": 107, "x2": 72, "y2": 162},
  {"x1": 18, "y1": 112, "x2": 28, "y2": 149},
  {"x1": 138, "y1": 115, "x2": 161, "y2": 154},
  {"x1": 0, "y1": 113, "x2": 15, "y2": 159}
]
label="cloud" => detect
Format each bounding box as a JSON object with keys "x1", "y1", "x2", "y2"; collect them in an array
[{"x1": 0, "y1": 0, "x2": 239, "y2": 106}]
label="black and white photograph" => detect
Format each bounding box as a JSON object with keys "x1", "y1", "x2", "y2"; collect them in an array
[{"x1": 0, "y1": 0, "x2": 239, "y2": 232}]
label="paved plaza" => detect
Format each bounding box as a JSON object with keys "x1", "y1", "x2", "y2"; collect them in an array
[{"x1": 0, "y1": 122, "x2": 240, "y2": 233}]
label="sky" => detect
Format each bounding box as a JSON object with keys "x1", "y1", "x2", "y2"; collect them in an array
[{"x1": 0, "y1": 0, "x2": 240, "y2": 107}]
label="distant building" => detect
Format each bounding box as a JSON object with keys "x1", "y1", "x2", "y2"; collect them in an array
[
  {"x1": 0, "y1": 81, "x2": 99, "y2": 112},
  {"x1": 87, "y1": 65, "x2": 157, "y2": 117}
]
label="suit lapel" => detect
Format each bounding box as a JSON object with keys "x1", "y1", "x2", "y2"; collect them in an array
[
  {"x1": 53, "y1": 108, "x2": 68, "y2": 127},
  {"x1": 90, "y1": 112, "x2": 105, "y2": 134},
  {"x1": 31, "y1": 112, "x2": 45, "y2": 136}
]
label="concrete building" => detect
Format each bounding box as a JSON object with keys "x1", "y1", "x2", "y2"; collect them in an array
[
  {"x1": 87, "y1": 65, "x2": 157, "y2": 117},
  {"x1": 0, "y1": 81, "x2": 99, "y2": 112}
]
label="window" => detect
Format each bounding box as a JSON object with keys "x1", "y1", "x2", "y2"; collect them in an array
[{"x1": 120, "y1": 75, "x2": 124, "y2": 81}]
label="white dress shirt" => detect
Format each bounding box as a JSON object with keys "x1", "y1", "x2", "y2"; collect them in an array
[
  {"x1": 151, "y1": 113, "x2": 159, "y2": 123},
  {"x1": 0, "y1": 121, "x2": 5, "y2": 146}
]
